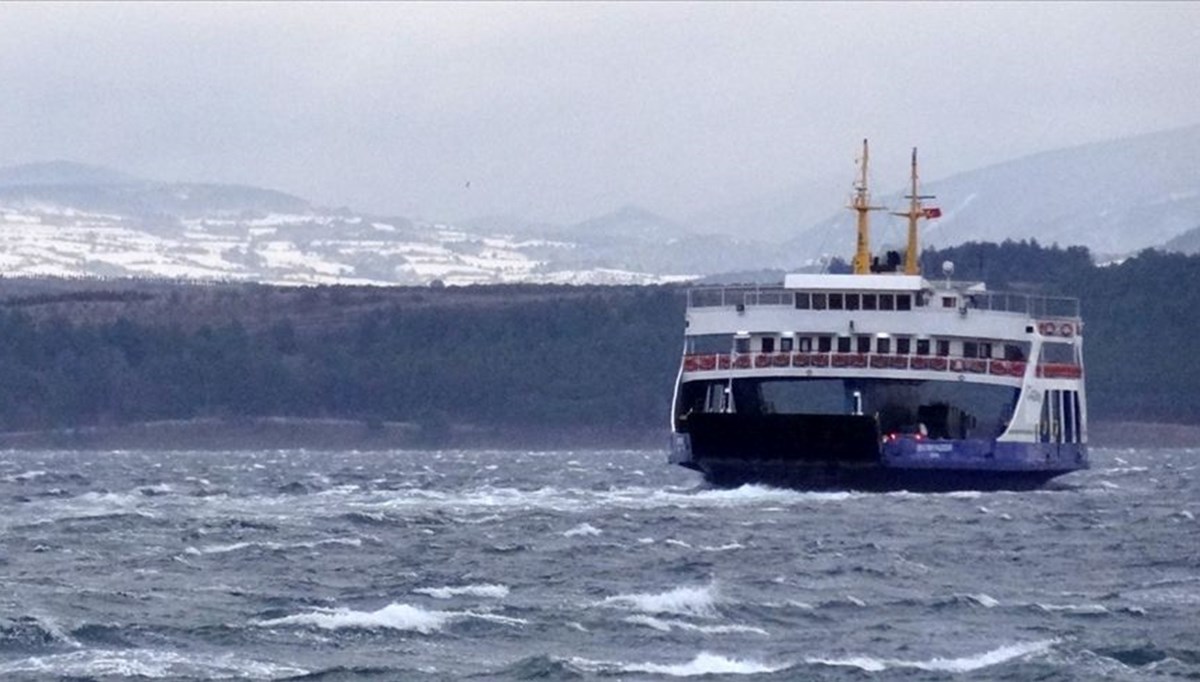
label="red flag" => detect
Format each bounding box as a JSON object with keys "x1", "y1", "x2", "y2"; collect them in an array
[{"x1": 923, "y1": 207, "x2": 942, "y2": 219}]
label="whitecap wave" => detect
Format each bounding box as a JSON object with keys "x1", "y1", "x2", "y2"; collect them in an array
[
  {"x1": 563, "y1": 523, "x2": 602, "y2": 537},
  {"x1": 187, "y1": 537, "x2": 363, "y2": 555},
  {"x1": 962, "y1": 593, "x2": 1000, "y2": 608},
  {"x1": 0, "y1": 648, "x2": 307, "y2": 679},
  {"x1": 624, "y1": 615, "x2": 768, "y2": 636},
  {"x1": 4, "y1": 470, "x2": 49, "y2": 482},
  {"x1": 600, "y1": 584, "x2": 719, "y2": 617},
  {"x1": 606, "y1": 652, "x2": 786, "y2": 676},
  {"x1": 1035, "y1": 602, "x2": 1109, "y2": 615},
  {"x1": 700, "y1": 542, "x2": 744, "y2": 552},
  {"x1": 255, "y1": 601, "x2": 525, "y2": 633},
  {"x1": 413, "y1": 584, "x2": 509, "y2": 599},
  {"x1": 808, "y1": 639, "x2": 1056, "y2": 673},
  {"x1": 256, "y1": 602, "x2": 452, "y2": 633},
  {"x1": 350, "y1": 482, "x2": 856, "y2": 517}
]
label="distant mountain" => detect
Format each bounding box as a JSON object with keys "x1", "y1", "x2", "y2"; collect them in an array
[
  {"x1": 4, "y1": 124, "x2": 1198, "y2": 286},
  {"x1": 563, "y1": 205, "x2": 693, "y2": 243},
  {"x1": 785, "y1": 125, "x2": 1200, "y2": 261},
  {"x1": 545, "y1": 205, "x2": 792, "y2": 274},
  {"x1": 685, "y1": 173, "x2": 849, "y2": 243},
  {"x1": 1162, "y1": 224, "x2": 1200, "y2": 255},
  {"x1": 0, "y1": 160, "x2": 142, "y2": 187},
  {"x1": 0, "y1": 160, "x2": 313, "y2": 220},
  {"x1": 0, "y1": 163, "x2": 690, "y2": 286}
]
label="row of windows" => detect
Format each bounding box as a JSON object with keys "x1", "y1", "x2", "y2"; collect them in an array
[
  {"x1": 733, "y1": 335, "x2": 1027, "y2": 361},
  {"x1": 795, "y1": 292, "x2": 920, "y2": 311}
]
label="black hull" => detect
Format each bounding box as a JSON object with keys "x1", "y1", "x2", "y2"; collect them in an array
[
  {"x1": 673, "y1": 413, "x2": 1086, "y2": 492},
  {"x1": 685, "y1": 413, "x2": 880, "y2": 463}
]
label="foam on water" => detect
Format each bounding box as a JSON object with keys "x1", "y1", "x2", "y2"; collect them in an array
[
  {"x1": 0, "y1": 649, "x2": 307, "y2": 679},
  {"x1": 563, "y1": 522, "x2": 602, "y2": 537},
  {"x1": 188, "y1": 537, "x2": 364, "y2": 555},
  {"x1": 413, "y1": 584, "x2": 510, "y2": 599},
  {"x1": 624, "y1": 615, "x2": 768, "y2": 636},
  {"x1": 352, "y1": 482, "x2": 857, "y2": 517},
  {"x1": 256, "y1": 603, "x2": 453, "y2": 633},
  {"x1": 1035, "y1": 602, "x2": 1110, "y2": 615},
  {"x1": 808, "y1": 639, "x2": 1057, "y2": 673},
  {"x1": 4, "y1": 470, "x2": 49, "y2": 482},
  {"x1": 605, "y1": 652, "x2": 787, "y2": 676},
  {"x1": 256, "y1": 601, "x2": 525, "y2": 633},
  {"x1": 962, "y1": 593, "x2": 1001, "y2": 608},
  {"x1": 600, "y1": 583, "x2": 720, "y2": 617},
  {"x1": 700, "y1": 542, "x2": 744, "y2": 552}
]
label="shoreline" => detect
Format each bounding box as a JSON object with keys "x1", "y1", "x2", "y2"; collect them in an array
[
  {"x1": 0, "y1": 417, "x2": 1194, "y2": 451},
  {"x1": 0, "y1": 417, "x2": 665, "y2": 451}
]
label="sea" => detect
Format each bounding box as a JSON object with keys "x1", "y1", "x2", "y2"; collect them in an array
[{"x1": 0, "y1": 447, "x2": 1196, "y2": 681}]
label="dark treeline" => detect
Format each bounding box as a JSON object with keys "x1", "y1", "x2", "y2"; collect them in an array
[
  {"x1": 0, "y1": 242, "x2": 1196, "y2": 439},
  {"x1": 0, "y1": 284, "x2": 684, "y2": 438}
]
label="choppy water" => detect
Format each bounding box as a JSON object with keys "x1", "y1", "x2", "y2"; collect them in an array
[{"x1": 0, "y1": 447, "x2": 1197, "y2": 680}]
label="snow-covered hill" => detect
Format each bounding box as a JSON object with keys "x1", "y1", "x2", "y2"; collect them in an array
[
  {"x1": 3, "y1": 124, "x2": 1197, "y2": 286},
  {"x1": 0, "y1": 163, "x2": 693, "y2": 286}
]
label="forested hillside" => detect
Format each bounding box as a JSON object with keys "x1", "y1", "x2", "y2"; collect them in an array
[{"x1": 0, "y1": 242, "x2": 1195, "y2": 446}]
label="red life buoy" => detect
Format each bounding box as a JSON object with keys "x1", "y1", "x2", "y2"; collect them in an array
[
  {"x1": 1059, "y1": 322, "x2": 1074, "y2": 337},
  {"x1": 1038, "y1": 321, "x2": 1055, "y2": 336}
]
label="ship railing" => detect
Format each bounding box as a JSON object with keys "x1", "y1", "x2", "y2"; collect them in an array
[
  {"x1": 687, "y1": 284, "x2": 1081, "y2": 319},
  {"x1": 680, "y1": 352, "x2": 1083, "y2": 379},
  {"x1": 687, "y1": 286, "x2": 792, "y2": 309},
  {"x1": 961, "y1": 291, "x2": 1080, "y2": 318}
]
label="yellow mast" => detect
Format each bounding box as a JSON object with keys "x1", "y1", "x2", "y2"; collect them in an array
[
  {"x1": 891, "y1": 147, "x2": 936, "y2": 275},
  {"x1": 849, "y1": 139, "x2": 883, "y2": 274}
]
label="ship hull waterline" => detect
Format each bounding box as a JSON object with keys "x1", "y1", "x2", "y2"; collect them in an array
[{"x1": 670, "y1": 413, "x2": 1087, "y2": 493}]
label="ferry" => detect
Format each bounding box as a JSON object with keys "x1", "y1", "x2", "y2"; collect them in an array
[{"x1": 669, "y1": 141, "x2": 1087, "y2": 491}]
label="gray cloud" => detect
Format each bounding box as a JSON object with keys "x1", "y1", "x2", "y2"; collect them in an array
[{"x1": 1, "y1": 2, "x2": 1196, "y2": 225}]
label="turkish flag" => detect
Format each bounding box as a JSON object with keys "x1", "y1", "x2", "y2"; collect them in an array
[{"x1": 923, "y1": 207, "x2": 943, "y2": 219}]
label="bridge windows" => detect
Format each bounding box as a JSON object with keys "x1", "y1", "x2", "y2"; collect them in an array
[
  {"x1": 837, "y1": 336, "x2": 852, "y2": 353},
  {"x1": 856, "y1": 336, "x2": 871, "y2": 353},
  {"x1": 817, "y1": 336, "x2": 832, "y2": 353},
  {"x1": 916, "y1": 338, "x2": 931, "y2": 356},
  {"x1": 896, "y1": 337, "x2": 910, "y2": 354},
  {"x1": 786, "y1": 291, "x2": 920, "y2": 312},
  {"x1": 876, "y1": 337, "x2": 891, "y2": 354}
]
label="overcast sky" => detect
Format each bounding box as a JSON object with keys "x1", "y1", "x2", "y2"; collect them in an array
[{"x1": 1, "y1": 2, "x2": 1197, "y2": 224}]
